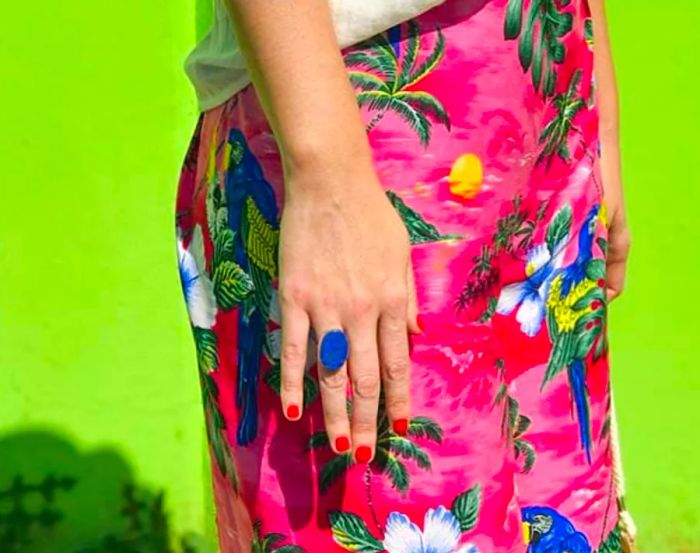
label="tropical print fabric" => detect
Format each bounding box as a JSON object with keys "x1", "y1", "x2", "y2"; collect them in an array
[{"x1": 175, "y1": 1, "x2": 623, "y2": 551}]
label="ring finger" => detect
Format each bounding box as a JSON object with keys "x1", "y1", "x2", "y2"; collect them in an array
[{"x1": 312, "y1": 315, "x2": 352, "y2": 456}]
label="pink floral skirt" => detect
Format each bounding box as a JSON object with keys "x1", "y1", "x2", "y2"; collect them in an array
[{"x1": 175, "y1": 0, "x2": 623, "y2": 551}]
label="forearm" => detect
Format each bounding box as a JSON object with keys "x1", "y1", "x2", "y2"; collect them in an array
[
  {"x1": 589, "y1": 0, "x2": 625, "y2": 221},
  {"x1": 225, "y1": 0, "x2": 374, "y2": 181}
]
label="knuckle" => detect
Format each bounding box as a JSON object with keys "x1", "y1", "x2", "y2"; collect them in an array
[
  {"x1": 320, "y1": 370, "x2": 348, "y2": 392},
  {"x1": 281, "y1": 342, "x2": 306, "y2": 368},
  {"x1": 279, "y1": 282, "x2": 307, "y2": 307},
  {"x1": 352, "y1": 420, "x2": 377, "y2": 436},
  {"x1": 280, "y1": 376, "x2": 302, "y2": 395},
  {"x1": 383, "y1": 357, "x2": 409, "y2": 383},
  {"x1": 385, "y1": 396, "x2": 409, "y2": 415},
  {"x1": 323, "y1": 410, "x2": 348, "y2": 428},
  {"x1": 352, "y1": 373, "x2": 380, "y2": 399},
  {"x1": 350, "y1": 293, "x2": 374, "y2": 318},
  {"x1": 383, "y1": 286, "x2": 407, "y2": 312}
]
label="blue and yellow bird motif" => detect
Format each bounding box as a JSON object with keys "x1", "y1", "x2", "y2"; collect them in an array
[
  {"x1": 497, "y1": 203, "x2": 607, "y2": 463},
  {"x1": 224, "y1": 129, "x2": 280, "y2": 446},
  {"x1": 543, "y1": 204, "x2": 604, "y2": 463},
  {"x1": 522, "y1": 506, "x2": 592, "y2": 553}
]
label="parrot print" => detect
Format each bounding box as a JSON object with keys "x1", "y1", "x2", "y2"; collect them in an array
[
  {"x1": 175, "y1": 0, "x2": 627, "y2": 551},
  {"x1": 522, "y1": 506, "x2": 592, "y2": 553},
  {"x1": 222, "y1": 129, "x2": 280, "y2": 446}
]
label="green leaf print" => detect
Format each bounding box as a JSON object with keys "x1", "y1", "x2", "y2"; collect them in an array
[
  {"x1": 200, "y1": 370, "x2": 238, "y2": 490},
  {"x1": 243, "y1": 196, "x2": 279, "y2": 280},
  {"x1": 346, "y1": 21, "x2": 450, "y2": 146},
  {"x1": 405, "y1": 416, "x2": 444, "y2": 443},
  {"x1": 386, "y1": 190, "x2": 461, "y2": 244},
  {"x1": 574, "y1": 325, "x2": 601, "y2": 359},
  {"x1": 264, "y1": 362, "x2": 319, "y2": 407},
  {"x1": 328, "y1": 512, "x2": 383, "y2": 552},
  {"x1": 318, "y1": 454, "x2": 355, "y2": 494},
  {"x1": 594, "y1": 329, "x2": 608, "y2": 360},
  {"x1": 193, "y1": 327, "x2": 218, "y2": 372},
  {"x1": 310, "y1": 403, "x2": 442, "y2": 494},
  {"x1": 252, "y1": 520, "x2": 306, "y2": 553},
  {"x1": 542, "y1": 329, "x2": 576, "y2": 386},
  {"x1": 538, "y1": 70, "x2": 587, "y2": 165},
  {"x1": 450, "y1": 484, "x2": 481, "y2": 532},
  {"x1": 546, "y1": 204, "x2": 573, "y2": 254},
  {"x1": 596, "y1": 525, "x2": 624, "y2": 553},
  {"x1": 504, "y1": 0, "x2": 574, "y2": 98},
  {"x1": 514, "y1": 439, "x2": 537, "y2": 473},
  {"x1": 586, "y1": 258, "x2": 607, "y2": 281},
  {"x1": 585, "y1": 18, "x2": 595, "y2": 50},
  {"x1": 213, "y1": 260, "x2": 255, "y2": 309},
  {"x1": 496, "y1": 385, "x2": 537, "y2": 474},
  {"x1": 571, "y1": 286, "x2": 605, "y2": 312},
  {"x1": 504, "y1": 0, "x2": 524, "y2": 39},
  {"x1": 374, "y1": 448, "x2": 410, "y2": 491},
  {"x1": 597, "y1": 236, "x2": 609, "y2": 257},
  {"x1": 213, "y1": 227, "x2": 236, "y2": 269}
]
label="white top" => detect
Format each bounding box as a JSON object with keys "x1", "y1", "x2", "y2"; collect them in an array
[{"x1": 185, "y1": 0, "x2": 446, "y2": 112}]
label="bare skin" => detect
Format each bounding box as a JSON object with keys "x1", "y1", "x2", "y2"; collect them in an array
[
  {"x1": 589, "y1": 0, "x2": 631, "y2": 301},
  {"x1": 225, "y1": 0, "x2": 420, "y2": 463}
]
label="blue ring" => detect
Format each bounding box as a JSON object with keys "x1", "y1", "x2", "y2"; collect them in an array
[{"x1": 319, "y1": 329, "x2": 349, "y2": 372}]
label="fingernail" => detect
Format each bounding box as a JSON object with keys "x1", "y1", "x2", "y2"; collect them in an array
[
  {"x1": 286, "y1": 404, "x2": 300, "y2": 420},
  {"x1": 416, "y1": 314, "x2": 426, "y2": 333},
  {"x1": 335, "y1": 436, "x2": 351, "y2": 453},
  {"x1": 354, "y1": 446, "x2": 372, "y2": 464},
  {"x1": 392, "y1": 419, "x2": 409, "y2": 436}
]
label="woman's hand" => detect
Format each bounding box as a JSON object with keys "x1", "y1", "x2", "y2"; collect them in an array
[
  {"x1": 277, "y1": 160, "x2": 420, "y2": 463},
  {"x1": 605, "y1": 205, "x2": 631, "y2": 302}
]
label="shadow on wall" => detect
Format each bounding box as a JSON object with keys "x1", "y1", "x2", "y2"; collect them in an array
[{"x1": 0, "y1": 430, "x2": 214, "y2": 553}]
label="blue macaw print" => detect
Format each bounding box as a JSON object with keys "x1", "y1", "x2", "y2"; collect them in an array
[
  {"x1": 224, "y1": 129, "x2": 280, "y2": 446},
  {"x1": 549, "y1": 205, "x2": 600, "y2": 297},
  {"x1": 522, "y1": 506, "x2": 592, "y2": 553},
  {"x1": 497, "y1": 204, "x2": 605, "y2": 463},
  {"x1": 544, "y1": 204, "x2": 601, "y2": 463}
]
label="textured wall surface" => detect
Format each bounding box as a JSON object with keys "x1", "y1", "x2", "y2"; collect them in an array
[{"x1": 1, "y1": 1, "x2": 698, "y2": 551}]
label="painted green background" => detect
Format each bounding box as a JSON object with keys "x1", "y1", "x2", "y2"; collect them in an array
[{"x1": 1, "y1": 1, "x2": 698, "y2": 551}]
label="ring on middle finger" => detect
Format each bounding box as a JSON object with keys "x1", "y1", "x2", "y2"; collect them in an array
[{"x1": 319, "y1": 329, "x2": 349, "y2": 372}]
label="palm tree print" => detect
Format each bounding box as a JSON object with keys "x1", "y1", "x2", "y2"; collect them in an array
[
  {"x1": 494, "y1": 359, "x2": 536, "y2": 474},
  {"x1": 309, "y1": 402, "x2": 443, "y2": 533},
  {"x1": 251, "y1": 520, "x2": 305, "y2": 553},
  {"x1": 495, "y1": 386, "x2": 537, "y2": 474},
  {"x1": 456, "y1": 195, "x2": 547, "y2": 319},
  {"x1": 504, "y1": 0, "x2": 574, "y2": 98},
  {"x1": 537, "y1": 69, "x2": 587, "y2": 165},
  {"x1": 345, "y1": 20, "x2": 450, "y2": 147}
]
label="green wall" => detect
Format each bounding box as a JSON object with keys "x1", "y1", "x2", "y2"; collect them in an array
[{"x1": 1, "y1": 1, "x2": 698, "y2": 552}]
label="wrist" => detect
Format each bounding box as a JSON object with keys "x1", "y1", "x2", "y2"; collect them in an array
[
  {"x1": 281, "y1": 126, "x2": 374, "y2": 174},
  {"x1": 282, "y1": 145, "x2": 380, "y2": 199}
]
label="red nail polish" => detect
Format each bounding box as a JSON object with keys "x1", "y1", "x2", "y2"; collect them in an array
[
  {"x1": 393, "y1": 419, "x2": 409, "y2": 436},
  {"x1": 354, "y1": 446, "x2": 372, "y2": 464},
  {"x1": 335, "y1": 436, "x2": 351, "y2": 453},
  {"x1": 416, "y1": 314, "x2": 426, "y2": 333},
  {"x1": 286, "y1": 404, "x2": 300, "y2": 419}
]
